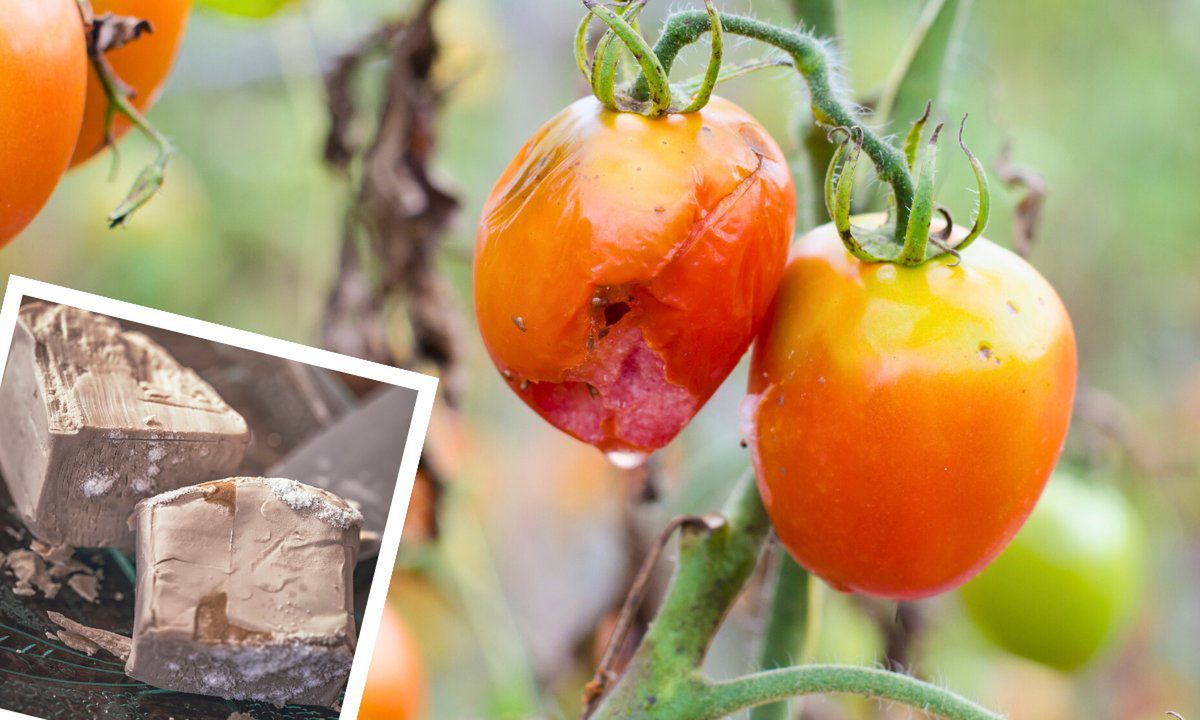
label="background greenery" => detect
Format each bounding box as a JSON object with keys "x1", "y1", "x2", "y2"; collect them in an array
[{"x1": 2, "y1": 0, "x2": 1197, "y2": 717}]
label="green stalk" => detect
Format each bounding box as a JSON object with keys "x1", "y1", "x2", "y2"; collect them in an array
[
  {"x1": 589, "y1": 473, "x2": 1004, "y2": 720},
  {"x1": 749, "y1": 554, "x2": 811, "y2": 720},
  {"x1": 695, "y1": 666, "x2": 1002, "y2": 720}
]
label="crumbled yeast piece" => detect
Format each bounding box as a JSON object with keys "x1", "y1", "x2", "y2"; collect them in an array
[{"x1": 126, "y1": 477, "x2": 362, "y2": 707}]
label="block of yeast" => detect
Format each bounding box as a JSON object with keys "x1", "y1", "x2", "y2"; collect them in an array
[
  {"x1": 126, "y1": 477, "x2": 363, "y2": 707},
  {"x1": 0, "y1": 302, "x2": 249, "y2": 550}
]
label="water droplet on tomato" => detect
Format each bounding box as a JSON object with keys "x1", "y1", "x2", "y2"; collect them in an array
[{"x1": 606, "y1": 450, "x2": 649, "y2": 470}]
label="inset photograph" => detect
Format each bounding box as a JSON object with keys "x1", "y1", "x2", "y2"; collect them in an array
[{"x1": 0, "y1": 278, "x2": 436, "y2": 720}]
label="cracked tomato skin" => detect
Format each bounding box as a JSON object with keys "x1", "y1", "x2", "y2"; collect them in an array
[
  {"x1": 744, "y1": 217, "x2": 1077, "y2": 600},
  {"x1": 0, "y1": 0, "x2": 87, "y2": 247},
  {"x1": 69, "y1": 0, "x2": 191, "y2": 167},
  {"x1": 475, "y1": 96, "x2": 794, "y2": 456}
]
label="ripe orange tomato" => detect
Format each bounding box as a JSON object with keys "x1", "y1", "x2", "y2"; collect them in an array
[
  {"x1": 475, "y1": 96, "x2": 794, "y2": 458},
  {"x1": 0, "y1": 0, "x2": 88, "y2": 247},
  {"x1": 69, "y1": 0, "x2": 191, "y2": 167},
  {"x1": 744, "y1": 216, "x2": 1077, "y2": 600},
  {"x1": 361, "y1": 604, "x2": 427, "y2": 720}
]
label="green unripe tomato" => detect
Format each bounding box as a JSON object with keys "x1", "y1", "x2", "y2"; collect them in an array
[
  {"x1": 196, "y1": 0, "x2": 294, "y2": 19},
  {"x1": 960, "y1": 471, "x2": 1144, "y2": 671}
]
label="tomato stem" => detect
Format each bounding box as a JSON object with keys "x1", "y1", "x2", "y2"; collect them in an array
[
  {"x1": 588, "y1": 471, "x2": 1005, "y2": 720},
  {"x1": 74, "y1": 0, "x2": 174, "y2": 228},
  {"x1": 695, "y1": 665, "x2": 1003, "y2": 720},
  {"x1": 749, "y1": 553, "x2": 813, "y2": 720}
]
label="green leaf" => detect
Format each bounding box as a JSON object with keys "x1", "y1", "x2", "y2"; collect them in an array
[
  {"x1": 196, "y1": 0, "x2": 297, "y2": 20},
  {"x1": 876, "y1": 0, "x2": 975, "y2": 128}
]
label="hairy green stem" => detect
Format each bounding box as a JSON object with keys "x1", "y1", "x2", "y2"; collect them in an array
[
  {"x1": 696, "y1": 666, "x2": 1004, "y2": 720},
  {"x1": 636, "y1": 11, "x2": 915, "y2": 241},
  {"x1": 750, "y1": 554, "x2": 810, "y2": 720},
  {"x1": 590, "y1": 472, "x2": 1005, "y2": 720}
]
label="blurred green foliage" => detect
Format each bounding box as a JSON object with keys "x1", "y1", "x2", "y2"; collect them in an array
[{"x1": 2, "y1": 0, "x2": 1198, "y2": 717}]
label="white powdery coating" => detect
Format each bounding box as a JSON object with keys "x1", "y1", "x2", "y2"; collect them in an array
[
  {"x1": 81, "y1": 473, "x2": 118, "y2": 498},
  {"x1": 133, "y1": 444, "x2": 166, "y2": 494},
  {"x1": 266, "y1": 478, "x2": 363, "y2": 530},
  {"x1": 151, "y1": 640, "x2": 352, "y2": 707}
]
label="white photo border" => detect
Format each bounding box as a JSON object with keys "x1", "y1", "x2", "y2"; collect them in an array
[{"x1": 0, "y1": 275, "x2": 439, "y2": 720}]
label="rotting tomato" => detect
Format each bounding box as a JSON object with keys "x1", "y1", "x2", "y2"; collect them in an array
[
  {"x1": 69, "y1": 0, "x2": 191, "y2": 167},
  {"x1": 0, "y1": 0, "x2": 88, "y2": 247},
  {"x1": 475, "y1": 96, "x2": 795, "y2": 462},
  {"x1": 743, "y1": 215, "x2": 1077, "y2": 600},
  {"x1": 361, "y1": 603, "x2": 427, "y2": 720},
  {"x1": 961, "y1": 470, "x2": 1144, "y2": 671}
]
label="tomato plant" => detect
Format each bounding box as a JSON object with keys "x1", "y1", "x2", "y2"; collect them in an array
[
  {"x1": 744, "y1": 215, "x2": 1078, "y2": 600},
  {"x1": 474, "y1": 95, "x2": 794, "y2": 460},
  {"x1": 960, "y1": 470, "x2": 1144, "y2": 671},
  {"x1": 0, "y1": 0, "x2": 88, "y2": 247},
  {"x1": 361, "y1": 604, "x2": 427, "y2": 720},
  {"x1": 70, "y1": 0, "x2": 191, "y2": 167}
]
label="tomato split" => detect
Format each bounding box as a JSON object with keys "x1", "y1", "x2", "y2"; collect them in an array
[
  {"x1": 743, "y1": 216, "x2": 1077, "y2": 600},
  {"x1": 0, "y1": 0, "x2": 88, "y2": 247},
  {"x1": 475, "y1": 96, "x2": 794, "y2": 458}
]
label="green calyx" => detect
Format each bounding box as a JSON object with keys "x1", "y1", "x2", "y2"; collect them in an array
[
  {"x1": 574, "y1": 1, "x2": 991, "y2": 265},
  {"x1": 825, "y1": 107, "x2": 991, "y2": 266},
  {"x1": 578, "y1": 0, "x2": 726, "y2": 116}
]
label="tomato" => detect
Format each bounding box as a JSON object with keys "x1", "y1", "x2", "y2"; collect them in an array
[
  {"x1": 960, "y1": 470, "x2": 1144, "y2": 671},
  {"x1": 69, "y1": 0, "x2": 191, "y2": 167},
  {"x1": 0, "y1": 0, "x2": 88, "y2": 247},
  {"x1": 475, "y1": 96, "x2": 794, "y2": 459},
  {"x1": 743, "y1": 216, "x2": 1077, "y2": 600},
  {"x1": 361, "y1": 604, "x2": 427, "y2": 720}
]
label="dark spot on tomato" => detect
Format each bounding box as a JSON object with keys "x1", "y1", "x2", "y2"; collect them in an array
[{"x1": 604, "y1": 301, "x2": 631, "y2": 327}]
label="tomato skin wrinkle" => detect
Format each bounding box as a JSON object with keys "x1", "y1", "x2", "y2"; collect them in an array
[
  {"x1": 745, "y1": 216, "x2": 1077, "y2": 600},
  {"x1": 475, "y1": 96, "x2": 795, "y2": 456},
  {"x1": 0, "y1": 0, "x2": 88, "y2": 247},
  {"x1": 69, "y1": 0, "x2": 192, "y2": 168}
]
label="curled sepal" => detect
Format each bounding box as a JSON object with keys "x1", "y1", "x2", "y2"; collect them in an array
[
  {"x1": 830, "y1": 128, "x2": 881, "y2": 263},
  {"x1": 900, "y1": 122, "x2": 944, "y2": 265},
  {"x1": 823, "y1": 127, "x2": 851, "y2": 225},
  {"x1": 575, "y1": 11, "x2": 594, "y2": 85},
  {"x1": 677, "y1": 0, "x2": 723, "y2": 113},
  {"x1": 583, "y1": 0, "x2": 672, "y2": 116},
  {"x1": 929, "y1": 204, "x2": 961, "y2": 266},
  {"x1": 955, "y1": 115, "x2": 990, "y2": 253},
  {"x1": 903, "y1": 100, "x2": 932, "y2": 171},
  {"x1": 591, "y1": 2, "x2": 646, "y2": 111}
]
